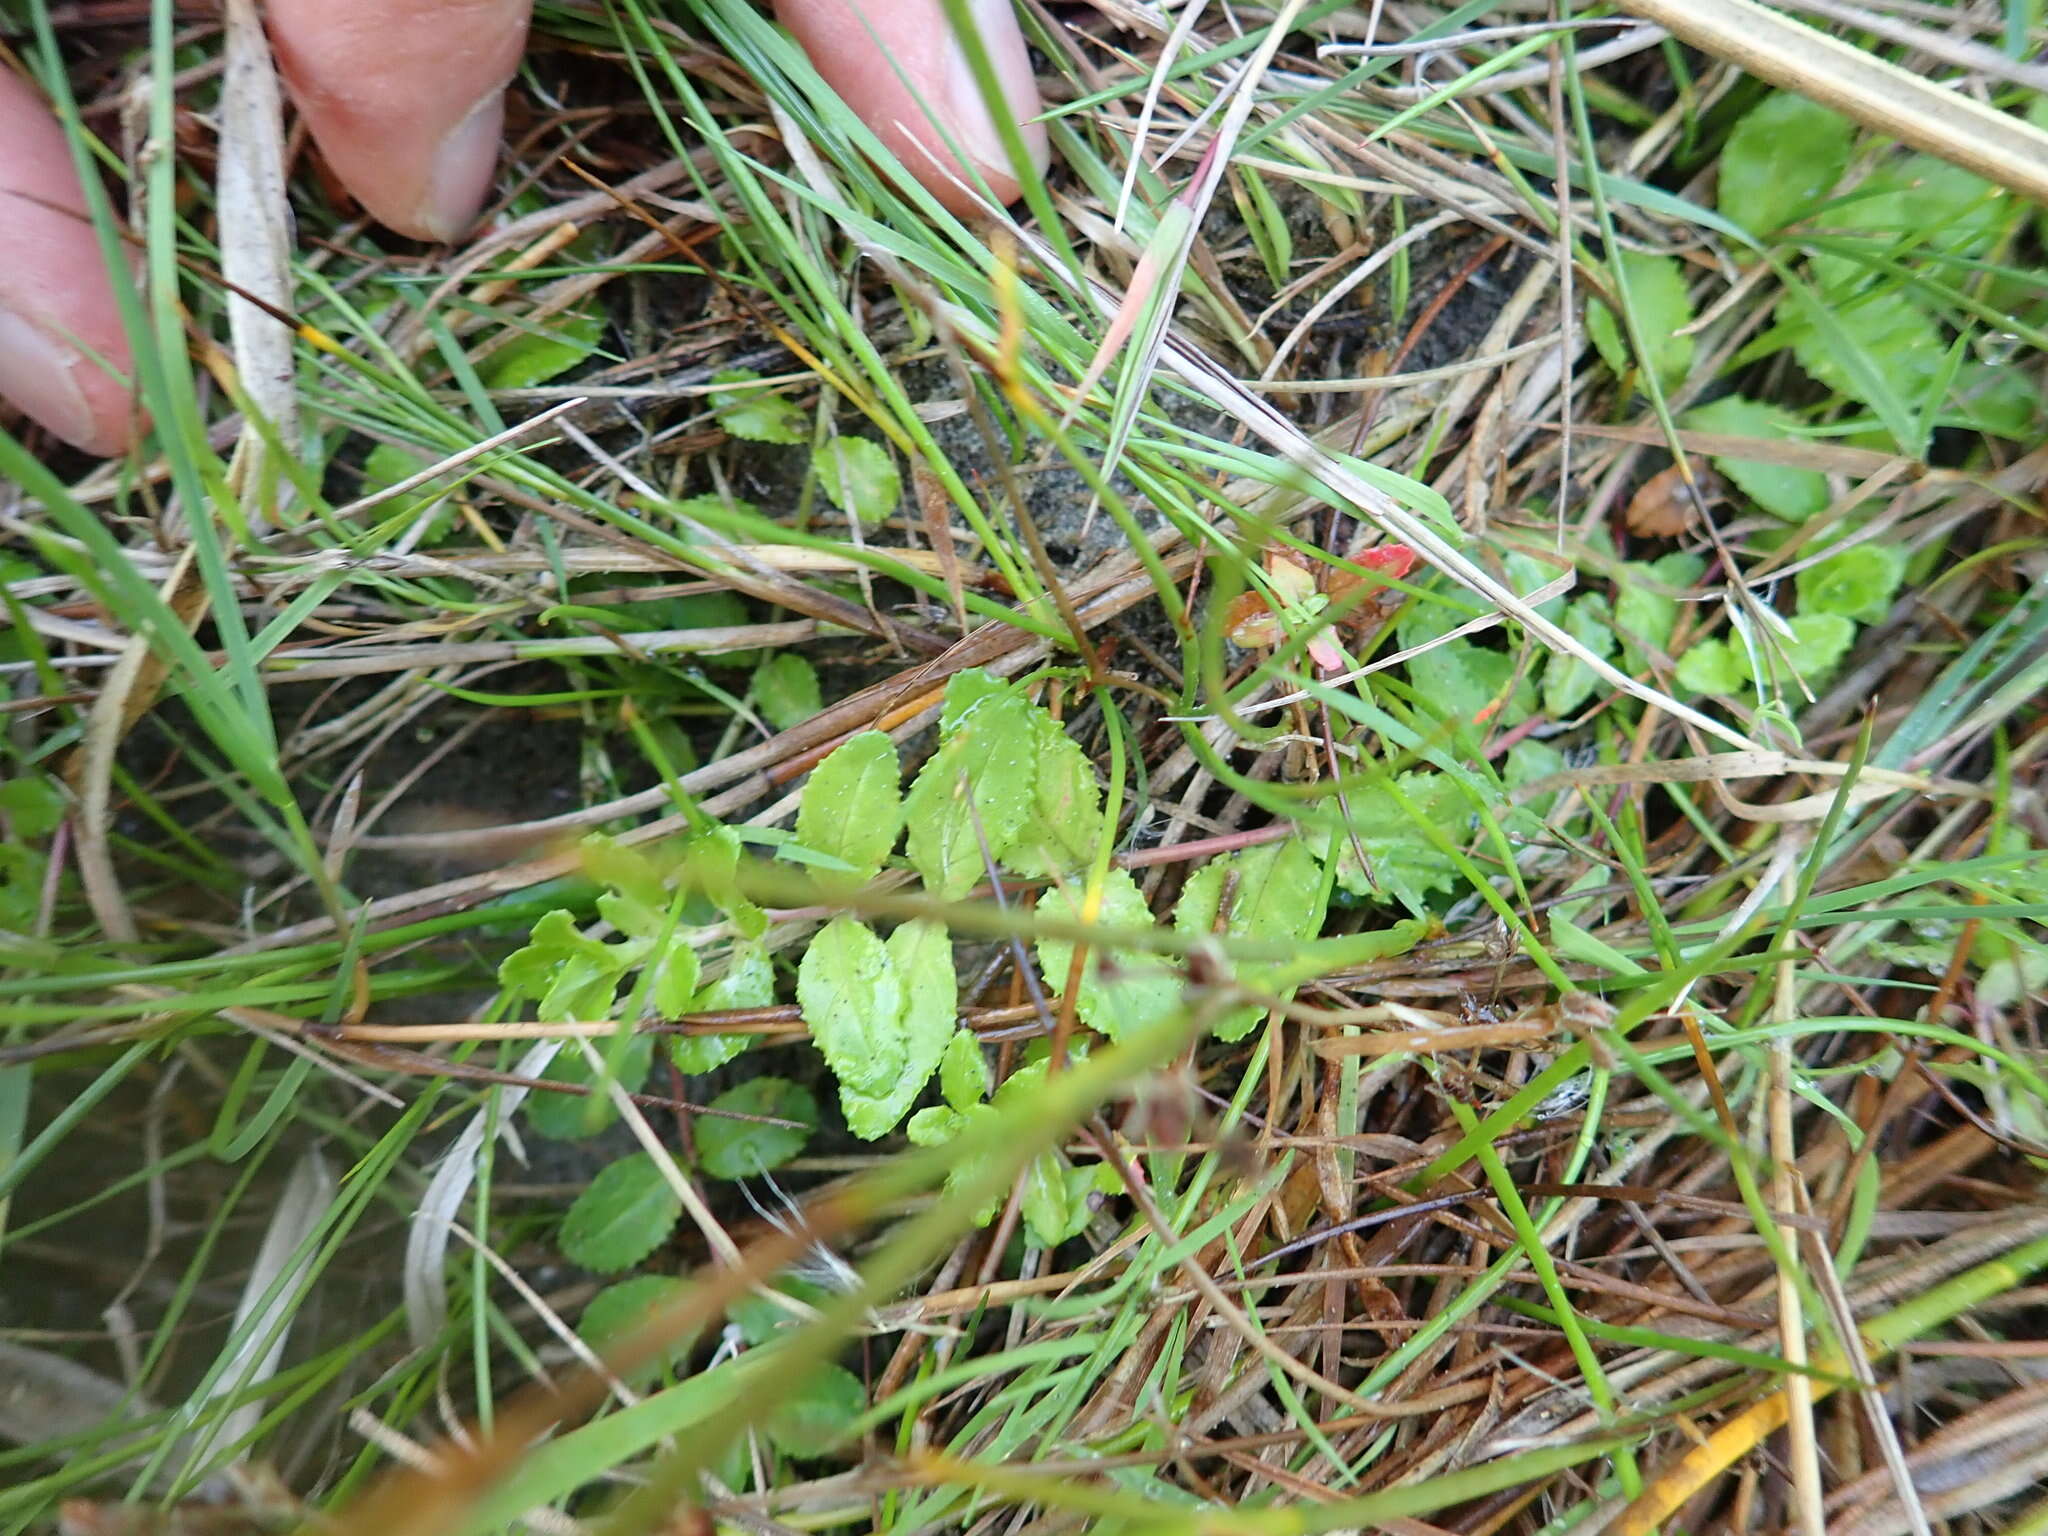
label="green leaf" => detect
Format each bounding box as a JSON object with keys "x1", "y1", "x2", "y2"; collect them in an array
[
  {"x1": 1036, "y1": 870, "x2": 1180, "y2": 1042},
  {"x1": 710, "y1": 368, "x2": 806, "y2": 444},
  {"x1": 678, "y1": 823, "x2": 765, "y2": 940},
  {"x1": 1952, "y1": 363, "x2": 2042, "y2": 440},
  {"x1": 1614, "y1": 551, "x2": 1704, "y2": 669},
  {"x1": 1779, "y1": 611, "x2": 1857, "y2": 681},
  {"x1": 795, "y1": 730, "x2": 902, "y2": 882},
  {"x1": 1892, "y1": 158, "x2": 2012, "y2": 259},
  {"x1": 846, "y1": 919, "x2": 956, "y2": 1139},
  {"x1": 1020, "y1": 1152, "x2": 1099, "y2": 1250},
  {"x1": 595, "y1": 889, "x2": 664, "y2": 945},
  {"x1": 480, "y1": 306, "x2": 605, "y2": 390},
  {"x1": 0, "y1": 777, "x2": 65, "y2": 839},
  {"x1": 906, "y1": 1104, "x2": 965, "y2": 1145},
  {"x1": 358, "y1": 443, "x2": 450, "y2": 534},
  {"x1": 1675, "y1": 636, "x2": 1745, "y2": 696},
  {"x1": 937, "y1": 667, "x2": 1014, "y2": 736},
  {"x1": 1404, "y1": 638, "x2": 1531, "y2": 736},
  {"x1": 903, "y1": 739, "x2": 988, "y2": 899},
  {"x1": 763, "y1": 1362, "x2": 865, "y2": 1459},
  {"x1": 671, "y1": 940, "x2": 774, "y2": 1075},
  {"x1": 1796, "y1": 541, "x2": 1904, "y2": 624},
  {"x1": 729, "y1": 1280, "x2": 826, "y2": 1348},
  {"x1": 904, "y1": 1057, "x2": 1081, "y2": 1230},
  {"x1": 938, "y1": 1028, "x2": 989, "y2": 1111},
  {"x1": 1719, "y1": 92, "x2": 1854, "y2": 236},
  {"x1": 797, "y1": 917, "x2": 952, "y2": 1139},
  {"x1": 1811, "y1": 155, "x2": 2012, "y2": 298},
  {"x1": 1504, "y1": 738, "x2": 1569, "y2": 819},
  {"x1": 1982, "y1": 946, "x2": 2048, "y2": 1010},
  {"x1": 523, "y1": 1035, "x2": 654, "y2": 1141},
  {"x1": 697, "y1": 1077, "x2": 819, "y2": 1179},
  {"x1": 1175, "y1": 837, "x2": 1328, "y2": 1039},
  {"x1": 1585, "y1": 251, "x2": 1695, "y2": 388},
  {"x1": 560, "y1": 1154, "x2": 682, "y2": 1273},
  {"x1": 904, "y1": 693, "x2": 1037, "y2": 898},
  {"x1": 0, "y1": 847, "x2": 46, "y2": 933},
  {"x1": 1777, "y1": 287, "x2": 1941, "y2": 454},
  {"x1": 580, "y1": 1276, "x2": 696, "y2": 1386},
  {"x1": 1503, "y1": 548, "x2": 1569, "y2": 623},
  {"x1": 817, "y1": 438, "x2": 900, "y2": 527},
  {"x1": 645, "y1": 936, "x2": 701, "y2": 1021},
  {"x1": 1226, "y1": 836, "x2": 1327, "y2": 952},
  {"x1": 754, "y1": 654, "x2": 821, "y2": 731},
  {"x1": 1327, "y1": 773, "x2": 1467, "y2": 917},
  {"x1": 1543, "y1": 595, "x2": 1616, "y2": 719},
  {"x1": 1005, "y1": 712, "x2": 1104, "y2": 878},
  {"x1": 500, "y1": 910, "x2": 628, "y2": 1023},
  {"x1": 581, "y1": 834, "x2": 668, "y2": 912},
  {"x1": 797, "y1": 917, "x2": 902, "y2": 1103},
  {"x1": 1683, "y1": 396, "x2": 1828, "y2": 522}
]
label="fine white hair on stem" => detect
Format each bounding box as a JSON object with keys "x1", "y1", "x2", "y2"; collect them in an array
[{"x1": 739, "y1": 1170, "x2": 862, "y2": 1297}]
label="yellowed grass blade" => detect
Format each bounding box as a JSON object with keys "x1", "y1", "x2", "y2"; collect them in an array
[{"x1": 1619, "y1": 0, "x2": 2048, "y2": 204}]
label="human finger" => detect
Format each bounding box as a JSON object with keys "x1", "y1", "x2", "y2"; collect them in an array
[
  {"x1": 0, "y1": 67, "x2": 137, "y2": 457},
  {"x1": 775, "y1": 0, "x2": 1048, "y2": 214},
  {"x1": 265, "y1": 0, "x2": 531, "y2": 242}
]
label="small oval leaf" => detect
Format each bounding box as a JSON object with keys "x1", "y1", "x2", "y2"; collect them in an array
[
  {"x1": 797, "y1": 918, "x2": 904, "y2": 1103},
  {"x1": 764, "y1": 1362, "x2": 866, "y2": 1459},
  {"x1": 560, "y1": 1153, "x2": 682, "y2": 1273},
  {"x1": 796, "y1": 731, "x2": 902, "y2": 881},
  {"x1": 1585, "y1": 251, "x2": 1695, "y2": 389},
  {"x1": 818, "y1": 438, "x2": 901, "y2": 527},
  {"x1": 1719, "y1": 92, "x2": 1854, "y2": 236},
  {"x1": 1682, "y1": 396, "x2": 1829, "y2": 523},
  {"x1": 1036, "y1": 871, "x2": 1179, "y2": 1042},
  {"x1": 580, "y1": 1275, "x2": 697, "y2": 1385},
  {"x1": 697, "y1": 1077, "x2": 819, "y2": 1180}
]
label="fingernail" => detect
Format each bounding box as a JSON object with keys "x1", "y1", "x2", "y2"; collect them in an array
[
  {"x1": 941, "y1": 0, "x2": 1029, "y2": 179},
  {"x1": 0, "y1": 307, "x2": 100, "y2": 454},
  {"x1": 412, "y1": 91, "x2": 505, "y2": 243}
]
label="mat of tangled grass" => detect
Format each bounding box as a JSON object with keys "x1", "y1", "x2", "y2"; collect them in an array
[{"x1": 2, "y1": 3, "x2": 2047, "y2": 1534}]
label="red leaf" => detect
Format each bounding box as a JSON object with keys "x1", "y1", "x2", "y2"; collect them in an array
[{"x1": 1356, "y1": 543, "x2": 1418, "y2": 581}]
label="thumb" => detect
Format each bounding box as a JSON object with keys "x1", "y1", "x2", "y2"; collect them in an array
[
  {"x1": 775, "y1": 0, "x2": 1048, "y2": 215},
  {"x1": 0, "y1": 66, "x2": 137, "y2": 457},
  {"x1": 266, "y1": 0, "x2": 532, "y2": 242}
]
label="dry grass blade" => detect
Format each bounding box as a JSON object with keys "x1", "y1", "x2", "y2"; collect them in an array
[
  {"x1": 200, "y1": 1149, "x2": 334, "y2": 1464},
  {"x1": 1160, "y1": 337, "x2": 1766, "y2": 751},
  {"x1": 63, "y1": 545, "x2": 207, "y2": 945},
  {"x1": 1778, "y1": 0, "x2": 2048, "y2": 92},
  {"x1": 1768, "y1": 1009, "x2": 1825, "y2": 1536},
  {"x1": 215, "y1": 0, "x2": 297, "y2": 525},
  {"x1": 404, "y1": 1041, "x2": 561, "y2": 1347},
  {"x1": 1619, "y1": 0, "x2": 2048, "y2": 203},
  {"x1": 1000, "y1": 220, "x2": 1764, "y2": 750}
]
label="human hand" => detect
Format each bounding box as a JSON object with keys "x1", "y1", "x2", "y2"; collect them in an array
[{"x1": 0, "y1": 0, "x2": 1049, "y2": 457}]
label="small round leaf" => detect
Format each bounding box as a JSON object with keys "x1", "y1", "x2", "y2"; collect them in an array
[
  {"x1": 1795, "y1": 542, "x2": 1904, "y2": 625},
  {"x1": 560, "y1": 1153, "x2": 682, "y2": 1273},
  {"x1": 1675, "y1": 637, "x2": 1746, "y2": 696},
  {"x1": 818, "y1": 438, "x2": 900, "y2": 527},
  {"x1": 579, "y1": 1275, "x2": 697, "y2": 1385},
  {"x1": 522, "y1": 1035, "x2": 653, "y2": 1141},
  {"x1": 764, "y1": 1362, "x2": 866, "y2": 1459},
  {"x1": 696, "y1": 1077, "x2": 819, "y2": 1180}
]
